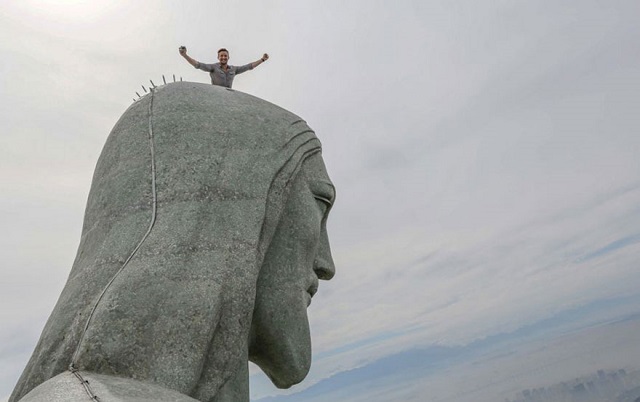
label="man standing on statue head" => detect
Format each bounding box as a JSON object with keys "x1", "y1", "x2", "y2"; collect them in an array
[{"x1": 179, "y1": 46, "x2": 269, "y2": 88}]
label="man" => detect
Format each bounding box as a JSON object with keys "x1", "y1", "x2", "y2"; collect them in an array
[{"x1": 179, "y1": 46, "x2": 268, "y2": 88}]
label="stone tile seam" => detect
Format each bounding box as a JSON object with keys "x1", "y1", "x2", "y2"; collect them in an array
[{"x1": 67, "y1": 88, "x2": 160, "y2": 402}]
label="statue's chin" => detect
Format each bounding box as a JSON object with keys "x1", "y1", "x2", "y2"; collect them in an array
[
  {"x1": 248, "y1": 301, "x2": 313, "y2": 388},
  {"x1": 260, "y1": 358, "x2": 311, "y2": 389},
  {"x1": 250, "y1": 337, "x2": 312, "y2": 389}
]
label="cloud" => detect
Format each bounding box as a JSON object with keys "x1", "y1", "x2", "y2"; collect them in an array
[{"x1": 576, "y1": 233, "x2": 640, "y2": 263}]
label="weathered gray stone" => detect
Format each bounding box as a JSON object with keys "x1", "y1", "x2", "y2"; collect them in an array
[
  {"x1": 20, "y1": 371, "x2": 200, "y2": 402},
  {"x1": 10, "y1": 83, "x2": 336, "y2": 402}
]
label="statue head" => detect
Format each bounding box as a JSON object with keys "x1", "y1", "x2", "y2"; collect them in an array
[{"x1": 10, "y1": 82, "x2": 336, "y2": 402}]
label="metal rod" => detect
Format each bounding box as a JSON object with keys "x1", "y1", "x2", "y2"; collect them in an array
[
  {"x1": 142, "y1": 85, "x2": 147, "y2": 93},
  {"x1": 180, "y1": 76, "x2": 183, "y2": 81},
  {"x1": 162, "y1": 75, "x2": 166, "y2": 85},
  {"x1": 173, "y1": 74, "x2": 176, "y2": 82},
  {"x1": 150, "y1": 80, "x2": 156, "y2": 88},
  {"x1": 136, "y1": 92, "x2": 141, "y2": 98}
]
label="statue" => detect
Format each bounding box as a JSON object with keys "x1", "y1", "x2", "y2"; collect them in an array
[{"x1": 9, "y1": 82, "x2": 336, "y2": 402}]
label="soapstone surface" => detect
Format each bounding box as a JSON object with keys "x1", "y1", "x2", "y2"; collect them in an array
[{"x1": 20, "y1": 371, "x2": 200, "y2": 402}]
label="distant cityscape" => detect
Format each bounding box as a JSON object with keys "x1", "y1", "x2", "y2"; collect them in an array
[{"x1": 506, "y1": 369, "x2": 640, "y2": 402}]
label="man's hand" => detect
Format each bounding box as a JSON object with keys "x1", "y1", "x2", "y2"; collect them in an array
[
  {"x1": 251, "y1": 53, "x2": 269, "y2": 69},
  {"x1": 179, "y1": 46, "x2": 199, "y2": 68}
]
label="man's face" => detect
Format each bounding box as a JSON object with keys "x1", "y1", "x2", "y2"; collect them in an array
[
  {"x1": 218, "y1": 51, "x2": 229, "y2": 65},
  {"x1": 249, "y1": 152, "x2": 336, "y2": 388}
]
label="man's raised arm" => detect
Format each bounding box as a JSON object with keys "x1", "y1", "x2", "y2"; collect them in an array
[
  {"x1": 179, "y1": 46, "x2": 199, "y2": 68},
  {"x1": 250, "y1": 53, "x2": 269, "y2": 69}
]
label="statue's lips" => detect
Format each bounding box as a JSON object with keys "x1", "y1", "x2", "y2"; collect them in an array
[
  {"x1": 306, "y1": 283, "x2": 318, "y2": 307},
  {"x1": 306, "y1": 281, "x2": 319, "y2": 307}
]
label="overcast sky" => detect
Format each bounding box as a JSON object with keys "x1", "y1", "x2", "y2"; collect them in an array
[{"x1": 2, "y1": 1, "x2": 640, "y2": 401}]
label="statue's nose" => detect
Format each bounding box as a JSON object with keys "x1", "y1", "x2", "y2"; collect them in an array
[{"x1": 314, "y1": 229, "x2": 335, "y2": 280}]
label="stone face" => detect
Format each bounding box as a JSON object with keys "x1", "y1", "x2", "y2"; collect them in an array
[{"x1": 10, "y1": 83, "x2": 335, "y2": 402}]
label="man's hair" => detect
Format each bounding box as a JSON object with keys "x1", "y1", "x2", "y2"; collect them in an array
[{"x1": 217, "y1": 48, "x2": 229, "y2": 55}]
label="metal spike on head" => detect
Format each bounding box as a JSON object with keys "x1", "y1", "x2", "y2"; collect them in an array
[
  {"x1": 173, "y1": 74, "x2": 176, "y2": 82},
  {"x1": 142, "y1": 85, "x2": 147, "y2": 93},
  {"x1": 150, "y1": 80, "x2": 156, "y2": 88},
  {"x1": 162, "y1": 75, "x2": 167, "y2": 85}
]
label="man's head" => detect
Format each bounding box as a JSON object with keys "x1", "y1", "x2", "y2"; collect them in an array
[{"x1": 217, "y1": 48, "x2": 229, "y2": 65}]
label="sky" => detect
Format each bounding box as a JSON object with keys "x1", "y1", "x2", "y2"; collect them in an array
[{"x1": 2, "y1": 1, "x2": 640, "y2": 401}]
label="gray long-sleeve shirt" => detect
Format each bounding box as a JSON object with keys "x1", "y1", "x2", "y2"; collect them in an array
[{"x1": 194, "y1": 61, "x2": 253, "y2": 88}]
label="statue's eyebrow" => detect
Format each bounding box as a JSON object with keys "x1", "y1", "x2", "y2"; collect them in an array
[{"x1": 310, "y1": 180, "x2": 336, "y2": 205}]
